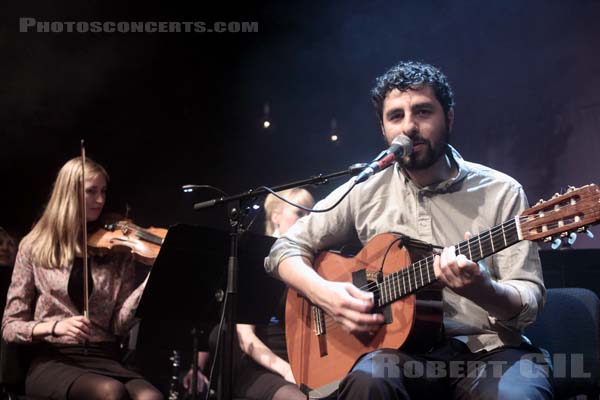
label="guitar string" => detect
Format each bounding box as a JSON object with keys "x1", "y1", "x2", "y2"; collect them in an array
[
  {"x1": 357, "y1": 219, "x2": 519, "y2": 294},
  {"x1": 315, "y1": 215, "x2": 516, "y2": 330},
  {"x1": 316, "y1": 219, "x2": 518, "y2": 330},
  {"x1": 315, "y1": 215, "x2": 556, "y2": 332},
  {"x1": 315, "y1": 221, "x2": 520, "y2": 332},
  {"x1": 314, "y1": 200, "x2": 597, "y2": 331},
  {"x1": 356, "y1": 202, "x2": 593, "y2": 296},
  {"x1": 326, "y1": 201, "x2": 588, "y2": 328},
  {"x1": 318, "y1": 200, "x2": 597, "y2": 332}
]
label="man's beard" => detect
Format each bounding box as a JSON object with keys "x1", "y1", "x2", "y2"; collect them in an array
[{"x1": 402, "y1": 127, "x2": 449, "y2": 171}]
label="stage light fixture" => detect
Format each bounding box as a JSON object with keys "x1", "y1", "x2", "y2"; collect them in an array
[
  {"x1": 263, "y1": 103, "x2": 271, "y2": 129},
  {"x1": 330, "y1": 118, "x2": 340, "y2": 143}
]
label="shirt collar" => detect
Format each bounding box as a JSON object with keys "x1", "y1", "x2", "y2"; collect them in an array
[{"x1": 397, "y1": 144, "x2": 470, "y2": 193}]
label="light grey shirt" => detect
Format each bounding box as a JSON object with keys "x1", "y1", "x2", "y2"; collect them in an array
[{"x1": 265, "y1": 145, "x2": 545, "y2": 353}]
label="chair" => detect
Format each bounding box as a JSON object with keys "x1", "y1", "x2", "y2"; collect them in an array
[
  {"x1": 0, "y1": 326, "x2": 141, "y2": 400},
  {"x1": 0, "y1": 339, "x2": 37, "y2": 400},
  {"x1": 525, "y1": 288, "x2": 600, "y2": 399}
]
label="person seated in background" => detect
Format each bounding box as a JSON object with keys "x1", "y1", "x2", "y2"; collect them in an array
[
  {"x1": 234, "y1": 188, "x2": 314, "y2": 400},
  {"x1": 182, "y1": 188, "x2": 315, "y2": 400},
  {"x1": 0, "y1": 227, "x2": 17, "y2": 268},
  {"x1": 0, "y1": 226, "x2": 18, "y2": 320}
]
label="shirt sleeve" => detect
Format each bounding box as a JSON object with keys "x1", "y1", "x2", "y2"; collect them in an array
[
  {"x1": 265, "y1": 179, "x2": 358, "y2": 278},
  {"x1": 491, "y1": 184, "x2": 545, "y2": 331},
  {"x1": 1, "y1": 248, "x2": 41, "y2": 343},
  {"x1": 110, "y1": 255, "x2": 147, "y2": 336}
]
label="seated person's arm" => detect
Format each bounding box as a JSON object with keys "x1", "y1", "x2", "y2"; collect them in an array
[{"x1": 236, "y1": 323, "x2": 295, "y2": 383}]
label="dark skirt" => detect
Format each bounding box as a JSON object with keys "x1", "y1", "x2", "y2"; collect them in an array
[
  {"x1": 233, "y1": 324, "x2": 294, "y2": 400},
  {"x1": 26, "y1": 342, "x2": 143, "y2": 400}
]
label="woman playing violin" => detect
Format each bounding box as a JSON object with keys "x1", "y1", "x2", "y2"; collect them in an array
[{"x1": 2, "y1": 157, "x2": 163, "y2": 400}]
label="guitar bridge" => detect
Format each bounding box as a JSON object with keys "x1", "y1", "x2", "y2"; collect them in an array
[
  {"x1": 313, "y1": 305, "x2": 326, "y2": 336},
  {"x1": 312, "y1": 305, "x2": 328, "y2": 357}
]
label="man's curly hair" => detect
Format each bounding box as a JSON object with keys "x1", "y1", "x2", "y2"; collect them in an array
[{"x1": 371, "y1": 61, "x2": 455, "y2": 123}]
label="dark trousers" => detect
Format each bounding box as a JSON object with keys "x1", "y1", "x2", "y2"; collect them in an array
[{"x1": 337, "y1": 340, "x2": 554, "y2": 400}]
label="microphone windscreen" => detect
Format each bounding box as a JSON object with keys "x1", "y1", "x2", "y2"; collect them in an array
[{"x1": 391, "y1": 135, "x2": 413, "y2": 157}]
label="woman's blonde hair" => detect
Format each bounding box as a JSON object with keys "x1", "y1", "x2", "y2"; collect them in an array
[
  {"x1": 264, "y1": 188, "x2": 314, "y2": 236},
  {"x1": 20, "y1": 157, "x2": 109, "y2": 269}
]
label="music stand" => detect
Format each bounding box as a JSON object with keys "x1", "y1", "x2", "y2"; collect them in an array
[
  {"x1": 137, "y1": 223, "x2": 281, "y2": 322},
  {"x1": 135, "y1": 224, "x2": 284, "y2": 396}
]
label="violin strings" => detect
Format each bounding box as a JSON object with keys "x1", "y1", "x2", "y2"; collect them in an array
[{"x1": 112, "y1": 222, "x2": 164, "y2": 244}]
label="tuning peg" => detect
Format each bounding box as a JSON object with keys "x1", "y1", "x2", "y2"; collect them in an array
[
  {"x1": 567, "y1": 186, "x2": 576, "y2": 192},
  {"x1": 586, "y1": 229, "x2": 595, "y2": 239},
  {"x1": 536, "y1": 198, "x2": 545, "y2": 205},
  {"x1": 543, "y1": 236, "x2": 553, "y2": 243},
  {"x1": 567, "y1": 232, "x2": 577, "y2": 246},
  {"x1": 552, "y1": 192, "x2": 560, "y2": 199},
  {"x1": 551, "y1": 238, "x2": 562, "y2": 250}
]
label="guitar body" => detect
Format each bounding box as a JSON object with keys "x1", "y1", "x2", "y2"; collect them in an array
[
  {"x1": 284, "y1": 184, "x2": 600, "y2": 396},
  {"x1": 285, "y1": 233, "x2": 443, "y2": 394}
]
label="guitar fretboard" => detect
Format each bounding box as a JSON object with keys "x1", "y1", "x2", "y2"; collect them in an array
[{"x1": 376, "y1": 217, "x2": 521, "y2": 307}]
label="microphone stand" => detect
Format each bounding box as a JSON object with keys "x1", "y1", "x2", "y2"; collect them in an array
[
  {"x1": 194, "y1": 163, "x2": 365, "y2": 400},
  {"x1": 191, "y1": 327, "x2": 198, "y2": 400}
]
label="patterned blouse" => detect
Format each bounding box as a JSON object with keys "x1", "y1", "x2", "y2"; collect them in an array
[{"x1": 2, "y1": 244, "x2": 146, "y2": 344}]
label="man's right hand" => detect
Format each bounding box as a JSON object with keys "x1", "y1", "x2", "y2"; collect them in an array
[{"x1": 312, "y1": 280, "x2": 384, "y2": 333}]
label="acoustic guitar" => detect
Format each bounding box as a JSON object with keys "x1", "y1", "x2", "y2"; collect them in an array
[{"x1": 285, "y1": 184, "x2": 600, "y2": 397}]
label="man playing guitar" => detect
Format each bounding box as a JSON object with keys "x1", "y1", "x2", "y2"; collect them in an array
[{"x1": 265, "y1": 61, "x2": 554, "y2": 399}]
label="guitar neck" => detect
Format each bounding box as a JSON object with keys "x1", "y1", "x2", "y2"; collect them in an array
[{"x1": 376, "y1": 217, "x2": 522, "y2": 307}]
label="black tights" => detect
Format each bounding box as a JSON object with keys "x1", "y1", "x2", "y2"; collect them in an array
[
  {"x1": 68, "y1": 374, "x2": 163, "y2": 400},
  {"x1": 272, "y1": 384, "x2": 306, "y2": 400}
]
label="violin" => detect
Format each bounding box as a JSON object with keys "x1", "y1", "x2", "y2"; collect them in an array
[{"x1": 88, "y1": 216, "x2": 167, "y2": 266}]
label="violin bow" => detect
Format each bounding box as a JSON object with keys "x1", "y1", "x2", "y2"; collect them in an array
[{"x1": 80, "y1": 140, "x2": 90, "y2": 319}]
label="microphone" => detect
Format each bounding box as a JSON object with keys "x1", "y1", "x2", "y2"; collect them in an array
[
  {"x1": 181, "y1": 184, "x2": 201, "y2": 193},
  {"x1": 354, "y1": 135, "x2": 413, "y2": 184}
]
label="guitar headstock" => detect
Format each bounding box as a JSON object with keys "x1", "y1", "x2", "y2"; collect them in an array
[{"x1": 519, "y1": 184, "x2": 600, "y2": 242}]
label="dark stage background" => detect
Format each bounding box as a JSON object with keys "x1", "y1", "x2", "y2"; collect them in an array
[
  {"x1": 2, "y1": 0, "x2": 600, "y2": 393},
  {"x1": 2, "y1": 1, "x2": 599, "y2": 247}
]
